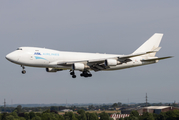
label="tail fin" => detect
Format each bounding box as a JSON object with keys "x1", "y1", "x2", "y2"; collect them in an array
[{"x1": 133, "y1": 33, "x2": 163, "y2": 57}]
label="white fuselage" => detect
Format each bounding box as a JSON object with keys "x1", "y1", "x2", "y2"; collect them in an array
[{"x1": 6, "y1": 47, "x2": 156, "y2": 71}]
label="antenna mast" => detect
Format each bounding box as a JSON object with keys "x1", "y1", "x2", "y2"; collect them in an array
[
  {"x1": 4, "y1": 99, "x2": 6, "y2": 113},
  {"x1": 146, "y1": 93, "x2": 148, "y2": 107}
]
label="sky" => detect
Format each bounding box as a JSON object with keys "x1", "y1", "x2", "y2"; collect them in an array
[{"x1": 0, "y1": 1, "x2": 179, "y2": 105}]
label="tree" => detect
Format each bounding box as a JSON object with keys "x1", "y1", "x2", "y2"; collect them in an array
[
  {"x1": 41, "y1": 113, "x2": 54, "y2": 120},
  {"x1": 140, "y1": 112, "x2": 154, "y2": 120},
  {"x1": 86, "y1": 112, "x2": 90, "y2": 120},
  {"x1": 77, "y1": 109, "x2": 87, "y2": 120},
  {"x1": 128, "y1": 110, "x2": 139, "y2": 120},
  {"x1": 16, "y1": 105, "x2": 22, "y2": 113},
  {"x1": 100, "y1": 112, "x2": 109, "y2": 120},
  {"x1": 89, "y1": 113, "x2": 98, "y2": 120},
  {"x1": 6, "y1": 115, "x2": 15, "y2": 120},
  {"x1": 50, "y1": 106, "x2": 58, "y2": 111},
  {"x1": 158, "y1": 112, "x2": 167, "y2": 120},
  {"x1": 19, "y1": 117, "x2": 26, "y2": 120},
  {"x1": 64, "y1": 112, "x2": 77, "y2": 120},
  {"x1": 29, "y1": 112, "x2": 36, "y2": 119},
  {"x1": 130, "y1": 110, "x2": 139, "y2": 117},
  {"x1": 11, "y1": 111, "x2": 19, "y2": 118},
  {"x1": 1, "y1": 113, "x2": 8, "y2": 120},
  {"x1": 112, "y1": 103, "x2": 118, "y2": 108},
  {"x1": 165, "y1": 110, "x2": 179, "y2": 120},
  {"x1": 31, "y1": 116, "x2": 41, "y2": 120}
]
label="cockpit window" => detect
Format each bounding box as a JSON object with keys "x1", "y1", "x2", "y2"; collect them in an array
[{"x1": 17, "y1": 48, "x2": 22, "y2": 50}]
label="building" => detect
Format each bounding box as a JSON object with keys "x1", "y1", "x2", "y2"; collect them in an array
[
  {"x1": 60, "y1": 109, "x2": 73, "y2": 112},
  {"x1": 110, "y1": 114, "x2": 130, "y2": 120},
  {"x1": 137, "y1": 106, "x2": 179, "y2": 114}
]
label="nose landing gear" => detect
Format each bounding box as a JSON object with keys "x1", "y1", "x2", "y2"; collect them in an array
[{"x1": 21, "y1": 65, "x2": 26, "y2": 74}]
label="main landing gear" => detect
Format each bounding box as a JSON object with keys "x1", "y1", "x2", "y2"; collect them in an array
[
  {"x1": 70, "y1": 70, "x2": 76, "y2": 78},
  {"x1": 80, "y1": 71, "x2": 92, "y2": 78},
  {"x1": 70, "y1": 70, "x2": 92, "y2": 78},
  {"x1": 21, "y1": 65, "x2": 26, "y2": 74}
]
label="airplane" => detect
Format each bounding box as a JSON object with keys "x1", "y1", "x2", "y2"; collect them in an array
[{"x1": 6, "y1": 33, "x2": 172, "y2": 78}]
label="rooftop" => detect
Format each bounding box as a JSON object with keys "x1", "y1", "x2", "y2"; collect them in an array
[{"x1": 143, "y1": 106, "x2": 171, "y2": 109}]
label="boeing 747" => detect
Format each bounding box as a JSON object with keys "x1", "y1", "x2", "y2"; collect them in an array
[{"x1": 6, "y1": 33, "x2": 172, "y2": 78}]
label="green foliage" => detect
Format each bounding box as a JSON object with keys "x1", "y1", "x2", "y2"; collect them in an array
[
  {"x1": 89, "y1": 113, "x2": 98, "y2": 120},
  {"x1": 24, "y1": 112, "x2": 30, "y2": 120},
  {"x1": 1, "y1": 108, "x2": 179, "y2": 120},
  {"x1": 64, "y1": 112, "x2": 77, "y2": 120},
  {"x1": 5, "y1": 115, "x2": 15, "y2": 120},
  {"x1": 77, "y1": 110, "x2": 85, "y2": 115},
  {"x1": 99, "y1": 112, "x2": 109, "y2": 120},
  {"x1": 29, "y1": 112, "x2": 36, "y2": 119},
  {"x1": 77, "y1": 109, "x2": 86, "y2": 120},
  {"x1": 139, "y1": 112, "x2": 154, "y2": 120},
  {"x1": 50, "y1": 106, "x2": 59, "y2": 111},
  {"x1": 119, "y1": 118, "x2": 124, "y2": 120},
  {"x1": 31, "y1": 116, "x2": 41, "y2": 120},
  {"x1": 112, "y1": 103, "x2": 118, "y2": 108},
  {"x1": 11, "y1": 111, "x2": 19, "y2": 118},
  {"x1": 130, "y1": 110, "x2": 139, "y2": 117},
  {"x1": 129, "y1": 110, "x2": 139, "y2": 120},
  {"x1": 16, "y1": 105, "x2": 22, "y2": 114},
  {"x1": 165, "y1": 109, "x2": 179, "y2": 120},
  {"x1": 158, "y1": 112, "x2": 167, "y2": 120},
  {"x1": 88, "y1": 113, "x2": 98, "y2": 120},
  {"x1": 41, "y1": 113, "x2": 56, "y2": 120}
]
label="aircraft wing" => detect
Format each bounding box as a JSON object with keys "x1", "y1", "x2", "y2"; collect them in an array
[
  {"x1": 56, "y1": 49, "x2": 160, "y2": 71},
  {"x1": 141, "y1": 56, "x2": 173, "y2": 62}
]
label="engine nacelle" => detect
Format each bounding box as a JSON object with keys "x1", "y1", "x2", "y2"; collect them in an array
[
  {"x1": 105, "y1": 59, "x2": 117, "y2": 66},
  {"x1": 72, "y1": 63, "x2": 85, "y2": 71},
  {"x1": 46, "y1": 68, "x2": 58, "y2": 72}
]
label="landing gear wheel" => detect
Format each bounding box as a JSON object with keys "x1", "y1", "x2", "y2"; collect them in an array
[
  {"x1": 80, "y1": 73, "x2": 84, "y2": 77},
  {"x1": 70, "y1": 72, "x2": 74, "y2": 75},
  {"x1": 72, "y1": 75, "x2": 76, "y2": 78},
  {"x1": 88, "y1": 74, "x2": 92, "y2": 77},
  {"x1": 84, "y1": 74, "x2": 88, "y2": 77},
  {"x1": 22, "y1": 70, "x2": 26, "y2": 74},
  {"x1": 81, "y1": 70, "x2": 92, "y2": 78}
]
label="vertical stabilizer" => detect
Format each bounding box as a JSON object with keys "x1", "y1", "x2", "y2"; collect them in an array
[{"x1": 133, "y1": 33, "x2": 163, "y2": 57}]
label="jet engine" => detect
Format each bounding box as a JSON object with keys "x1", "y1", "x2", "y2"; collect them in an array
[
  {"x1": 72, "y1": 63, "x2": 85, "y2": 71},
  {"x1": 105, "y1": 59, "x2": 117, "y2": 66}
]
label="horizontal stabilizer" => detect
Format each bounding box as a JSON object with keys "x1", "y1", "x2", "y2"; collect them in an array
[{"x1": 141, "y1": 56, "x2": 173, "y2": 62}]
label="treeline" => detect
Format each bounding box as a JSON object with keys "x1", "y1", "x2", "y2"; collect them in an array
[
  {"x1": 0, "y1": 109, "x2": 112, "y2": 120},
  {"x1": 0, "y1": 105, "x2": 87, "y2": 113},
  {"x1": 1, "y1": 109, "x2": 179, "y2": 120},
  {"x1": 0, "y1": 104, "x2": 117, "y2": 113}
]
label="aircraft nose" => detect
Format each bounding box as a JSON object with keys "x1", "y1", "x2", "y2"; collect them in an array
[{"x1": 6, "y1": 52, "x2": 19, "y2": 62}]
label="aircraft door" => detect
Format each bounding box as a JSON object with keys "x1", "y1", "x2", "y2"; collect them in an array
[{"x1": 30, "y1": 55, "x2": 33, "y2": 60}]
